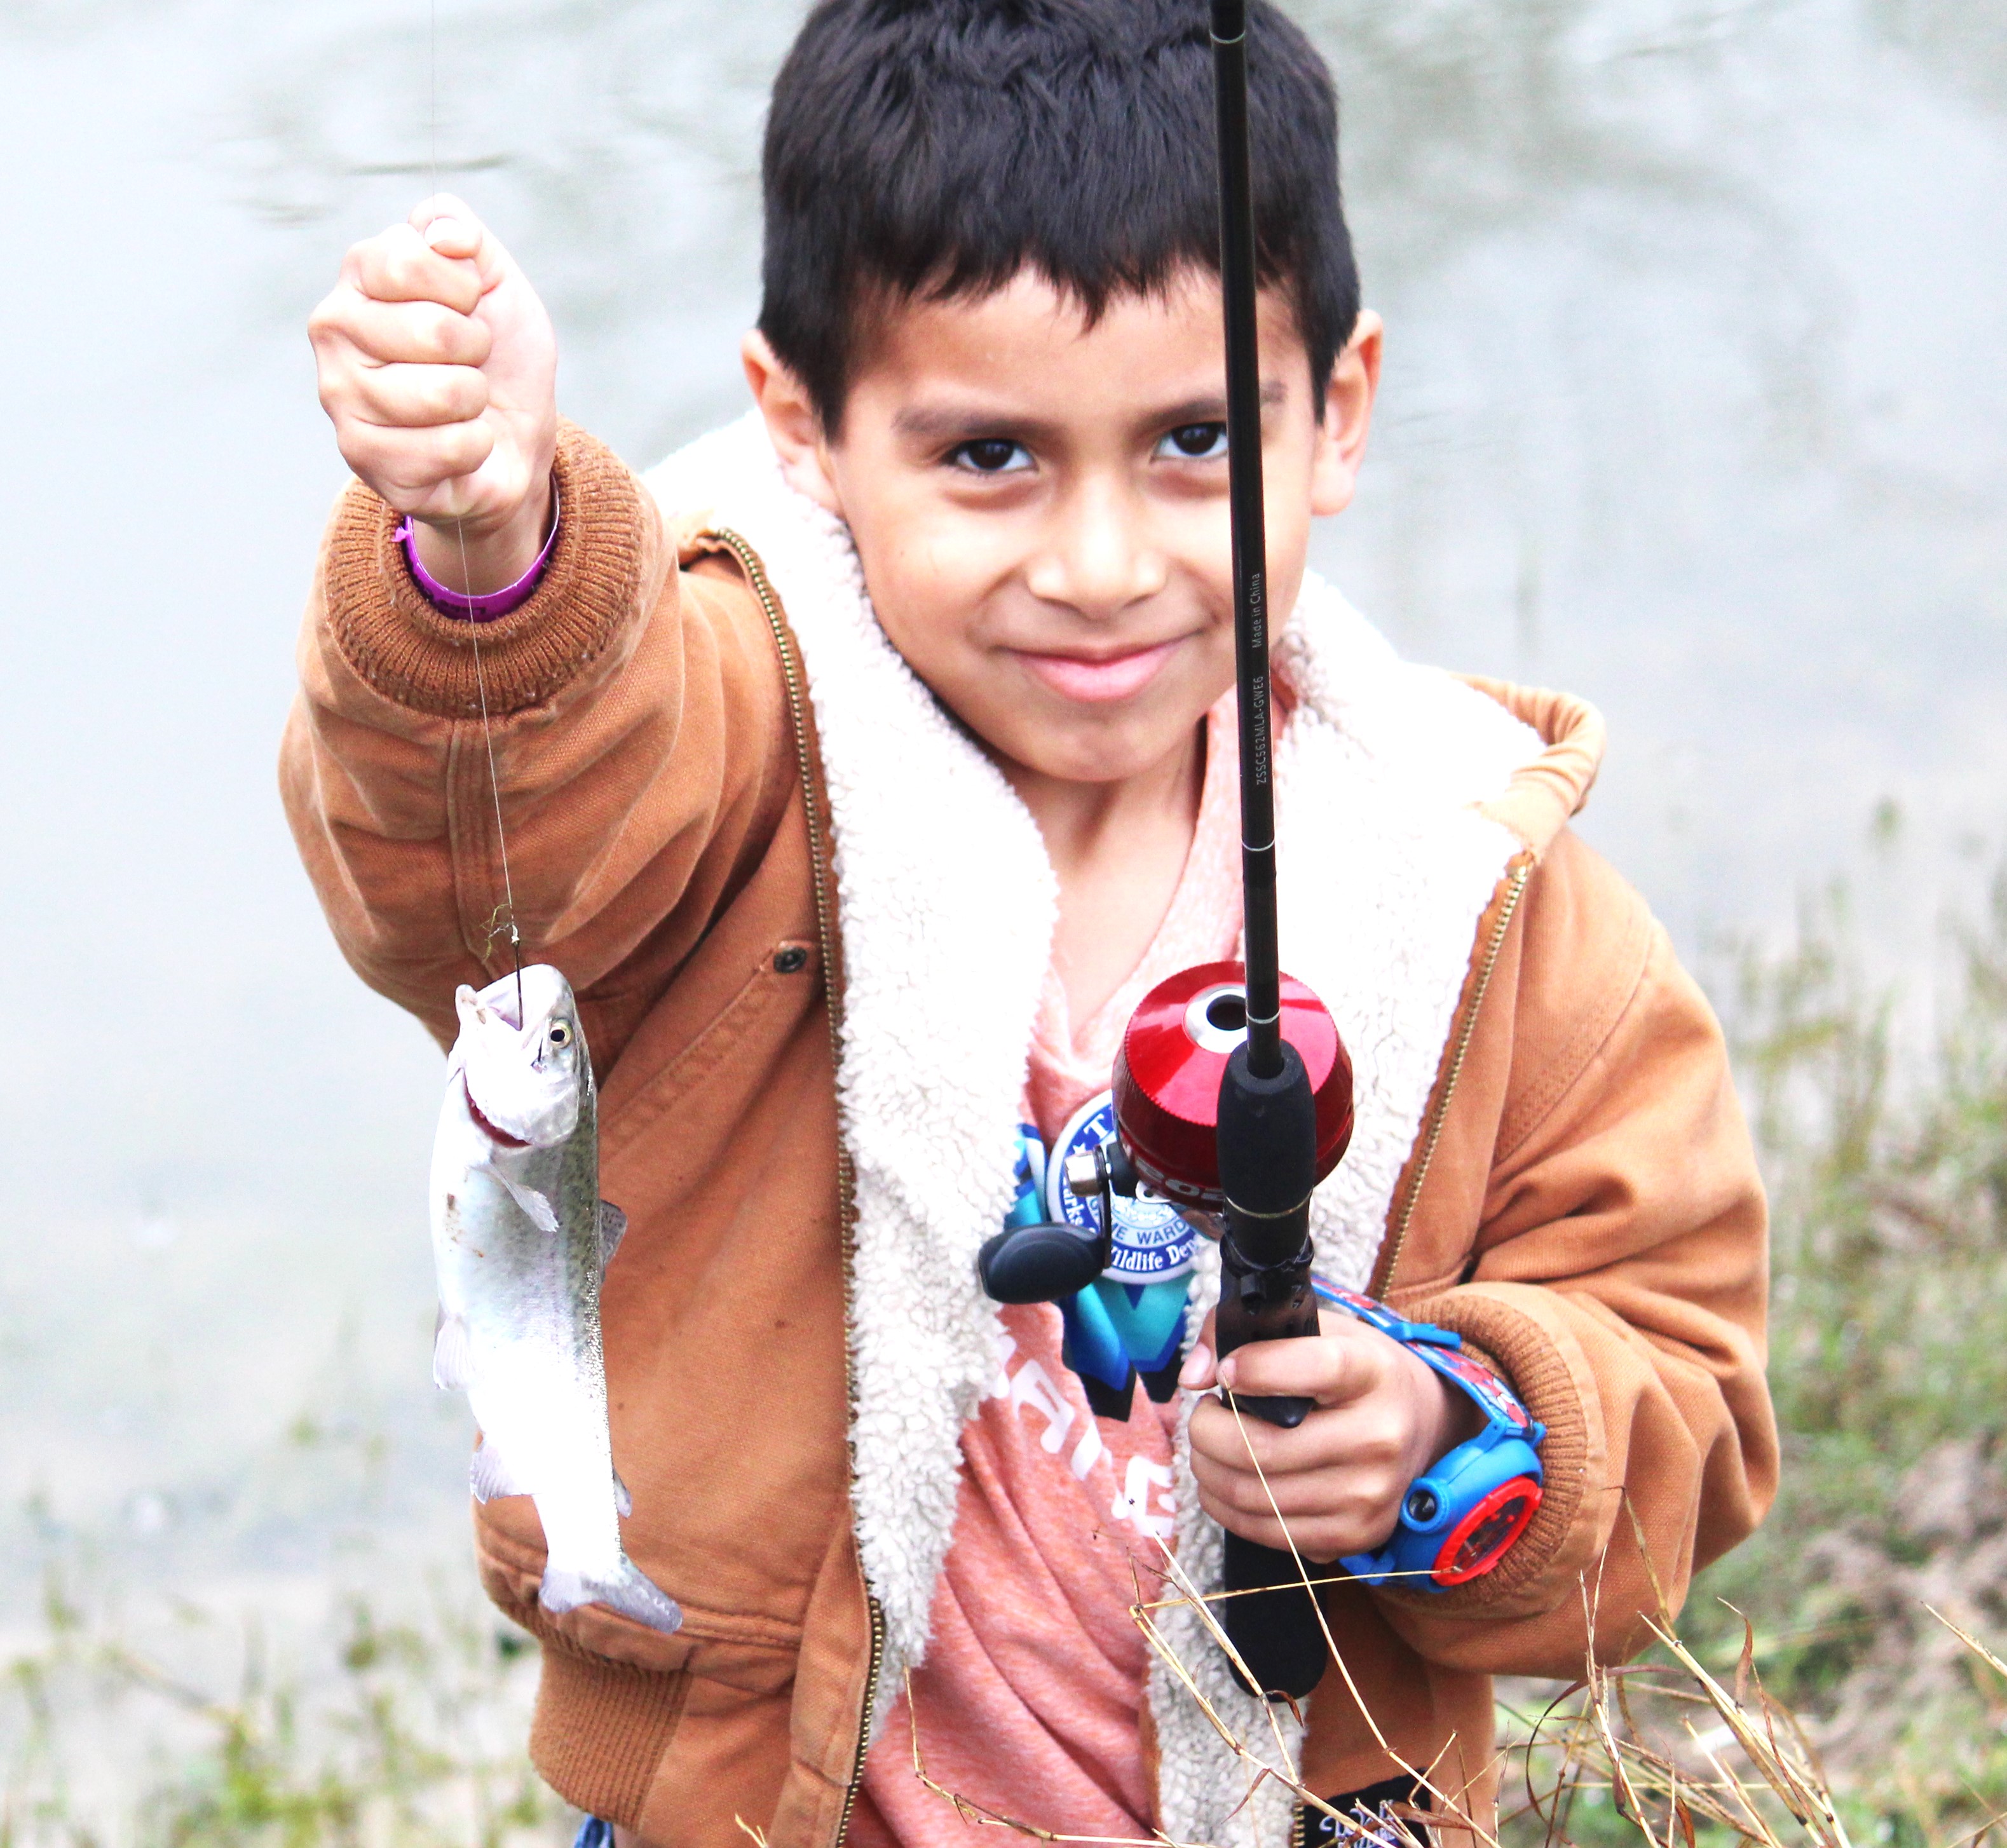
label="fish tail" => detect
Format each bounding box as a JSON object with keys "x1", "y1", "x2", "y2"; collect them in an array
[{"x1": 540, "y1": 1556, "x2": 684, "y2": 1635}]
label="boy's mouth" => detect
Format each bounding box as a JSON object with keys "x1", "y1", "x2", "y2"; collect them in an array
[{"x1": 1013, "y1": 638, "x2": 1180, "y2": 704}]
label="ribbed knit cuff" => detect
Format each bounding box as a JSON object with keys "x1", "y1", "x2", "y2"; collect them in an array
[
  {"x1": 531, "y1": 1643, "x2": 689, "y2": 1829},
  {"x1": 321, "y1": 421, "x2": 645, "y2": 719},
  {"x1": 1375, "y1": 1286, "x2": 1591, "y2": 1614}
]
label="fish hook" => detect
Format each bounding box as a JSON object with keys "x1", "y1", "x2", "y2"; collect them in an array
[{"x1": 477, "y1": 902, "x2": 525, "y2": 1019}]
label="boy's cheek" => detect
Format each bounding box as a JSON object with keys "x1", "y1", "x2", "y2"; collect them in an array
[
  {"x1": 854, "y1": 567, "x2": 1232, "y2": 782},
  {"x1": 842, "y1": 490, "x2": 1014, "y2": 650}
]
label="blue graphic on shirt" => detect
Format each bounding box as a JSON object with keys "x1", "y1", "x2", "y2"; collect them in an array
[
  {"x1": 1006, "y1": 1124, "x2": 1049, "y2": 1229},
  {"x1": 1059, "y1": 1273, "x2": 1194, "y2": 1397}
]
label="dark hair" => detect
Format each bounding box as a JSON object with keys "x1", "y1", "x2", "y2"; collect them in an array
[{"x1": 758, "y1": 0, "x2": 1359, "y2": 431}]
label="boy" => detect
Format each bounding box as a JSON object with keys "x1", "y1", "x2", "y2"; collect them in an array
[{"x1": 290, "y1": 1, "x2": 1776, "y2": 1843}]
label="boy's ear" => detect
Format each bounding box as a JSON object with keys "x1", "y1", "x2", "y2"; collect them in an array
[
  {"x1": 742, "y1": 331, "x2": 844, "y2": 515},
  {"x1": 1309, "y1": 310, "x2": 1383, "y2": 519}
]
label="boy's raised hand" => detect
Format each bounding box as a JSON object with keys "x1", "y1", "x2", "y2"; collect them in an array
[
  {"x1": 309, "y1": 196, "x2": 558, "y2": 594},
  {"x1": 1178, "y1": 1307, "x2": 1485, "y2": 1564}
]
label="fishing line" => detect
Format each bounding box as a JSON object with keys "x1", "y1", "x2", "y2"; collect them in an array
[{"x1": 430, "y1": 0, "x2": 524, "y2": 1020}]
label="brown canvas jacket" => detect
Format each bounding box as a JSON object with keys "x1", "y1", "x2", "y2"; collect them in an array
[{"x1": 282, "y1": 424, "x2": 1777, "y2": 1844}]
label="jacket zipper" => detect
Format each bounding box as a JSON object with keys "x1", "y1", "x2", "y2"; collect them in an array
[
  {"x1": 710, "y1": 529, "x2": 884, "y2": 1845},
  {"x1": 1374, "y1": 855, "x2": 1532, "y2": 1296},
  {"x1": 841, "y1": 1601, "x2": 887, "y2": 1842}
]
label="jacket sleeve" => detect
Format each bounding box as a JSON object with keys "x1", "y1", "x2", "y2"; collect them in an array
[
  {"x1": 279, "y1": 421, "x2": 793, "y2": 1051},
  {"x1": 1374, "y1": 833, "x2": 1778, "y2": 1676}
]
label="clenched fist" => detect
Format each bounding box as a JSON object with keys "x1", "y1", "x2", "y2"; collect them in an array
[
  {"x1": 1179, "y1": 1305, "x2": 1485, "y2": 1563},
  {"x1": 309, "y1": 196, "x2": 558, "y2": 595}
]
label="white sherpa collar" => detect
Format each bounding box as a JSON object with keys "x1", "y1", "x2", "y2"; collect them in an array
[{"x1": 646, "y1": 414, "x2": 1539, "y2": 1844}]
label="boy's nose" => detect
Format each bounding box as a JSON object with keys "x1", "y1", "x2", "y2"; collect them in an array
[{"x1": 1023, "y1": 476, "x2": 1169, "y2": 619}]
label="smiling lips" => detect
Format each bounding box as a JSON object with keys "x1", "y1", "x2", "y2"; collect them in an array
[{"x1": 1014, "y1": 637, "x2": 1182, "y2": 703}]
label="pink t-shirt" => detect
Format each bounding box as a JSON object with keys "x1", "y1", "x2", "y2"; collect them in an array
[{"x1": 848, "y1": 692, "x2": 1253, "y2": 1845}]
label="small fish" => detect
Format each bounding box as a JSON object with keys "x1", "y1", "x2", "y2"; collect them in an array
[{"x1": 430, "y1": 965, "x2": 682, "y2": 1634}]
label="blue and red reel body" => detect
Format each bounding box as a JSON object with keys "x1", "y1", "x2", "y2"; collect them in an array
[
  {"x1": 1044, "y1": 1097, "x2": 1197, "y2": 1414},
  {"x1": 1312, "y1": 1281, "x2": 1546, "y2": 1590},
  {"x1": 1112, "y1": 960, "x2": 1354, "y2": 1210},
  {"x1": 1000, "y1": 1108, "x2": 1197, "y2": 1419}
]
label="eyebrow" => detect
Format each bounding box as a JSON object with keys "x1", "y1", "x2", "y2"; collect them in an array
[
  {"x1": 1146, "y1": 381, "x2": 1289, "y2": 426},
  {"x1": 891, "y1": 379, "x2": 1288, "y2": 445},
  {"x1": 892, "y1": 404, "x2": 1052, "y2": 444}
]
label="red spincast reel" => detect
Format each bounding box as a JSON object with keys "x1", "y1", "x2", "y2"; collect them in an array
[{"x1": 1112, "y1": 960, "x2": 1354, "y2": 1211}]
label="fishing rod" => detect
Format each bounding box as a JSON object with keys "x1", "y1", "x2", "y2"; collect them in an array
[
  {"x1": 978, "y1": 0, "x2": 1353, "y2": 1701},
  {"x1": 1214, "y1": 0, "x2": 1281, "y2": 1096},
  {"x1": 1182, "y1": 0, "x2": 1347, "y2": 1700}
]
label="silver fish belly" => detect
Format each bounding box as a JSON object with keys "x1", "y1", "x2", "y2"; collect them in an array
[{"x1": 429, "y1": 966, "x2": 681, "y2": 1634}]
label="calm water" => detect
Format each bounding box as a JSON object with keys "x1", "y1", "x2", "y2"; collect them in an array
[{"x1": 0, "y1": 0, "x2": 2001, "y2": 1699}]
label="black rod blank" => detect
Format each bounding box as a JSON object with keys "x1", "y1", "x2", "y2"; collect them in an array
[
  {"x1": 1211, "y1": 0, "x2": 1282, "y2": 1082},
  {"x1": 1208, "y1": 0, "x2": 1329, "y2": 1705}
]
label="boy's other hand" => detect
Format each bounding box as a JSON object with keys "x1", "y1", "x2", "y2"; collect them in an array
[
  {"x1": 309, "y1": 196, "x2": 558, "y2": 594},
  {"x1": 1178, "y1": 1305, "x2": 1484, "y2": 1563}
]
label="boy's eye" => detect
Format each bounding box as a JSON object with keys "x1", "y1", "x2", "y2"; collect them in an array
[
  {"x1": 1158, "y1": 422, "x2": 1228, "y2": 461},
  {"x1": 948, "y1": 438, "x2": 1033, "y2": 475}
]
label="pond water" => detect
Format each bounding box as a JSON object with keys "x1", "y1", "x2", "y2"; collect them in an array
[{"x1": 0, "y1": 0, "x2": 2001, "y2": 1792}]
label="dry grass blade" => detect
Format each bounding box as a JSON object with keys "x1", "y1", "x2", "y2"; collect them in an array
[
  {"x1": 1928, "y1": 1605, "x2": 2007, "y2": 1683},
  {"x1": 1136, "y1": 1535, "x2": 1502, "y2": 1847},
  {"x1": 1688, "y1": 1727, "x2": 1791, "y2": 1848},
  {"x1": 1666, "y1": 1772, "x2": 1696, "y2": 1848},
  {"x1": 1214, "y1": 1401, "x2": 1497, "y2": 1845},
  {"x1": 904, "y1": 1669, "x2": 1195, "y2": 1845},
  {"x1": 1129, "y1": 1547, "x2": 1354, "y2": 1842},
  {"x1": 1565, "y1": 1573, "x2": 1654, "y2": 1847},
  {"x1": 1492, "y1": 1561, "x2": 1892, "y2": 1848},
  {"x1": 1645, "y1": 1618, "x2": 1853, "y2": 1848},
  {"x1": 1585, "y1": 1655, "x2": 1656, "y2": 1848},
  {"x1": 1508, "y1": 1659, "x2": 1772, "y2": 1848},
  {"x1": 1943, "y1": 1802, "x2": 2007, "y2": 1848},
  {"x1": 1138, "y1": 1536, "x2": 1303, "y2": 1777}
]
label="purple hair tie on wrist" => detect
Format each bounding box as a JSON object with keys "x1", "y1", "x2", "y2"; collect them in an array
[{"x1": 397, "y1": 487, "x2": 561, "y2": 622}]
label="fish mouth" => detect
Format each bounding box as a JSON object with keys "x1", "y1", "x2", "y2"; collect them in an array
[{"x1": 463, "y1": 1077, "x2": 531, "y2": 1150}]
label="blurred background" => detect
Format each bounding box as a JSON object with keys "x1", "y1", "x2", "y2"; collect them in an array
[{"x1": 2, "y1": 0, "x2": 2004, "y2": 1838}]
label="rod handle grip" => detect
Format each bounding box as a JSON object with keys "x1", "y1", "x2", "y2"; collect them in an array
[{"x1": 1223, "y1": 1389, "x2": 1314, "y2": 1430}]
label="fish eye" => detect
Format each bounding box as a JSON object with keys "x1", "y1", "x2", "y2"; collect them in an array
[{"x1": 548, "y1": 1021, "x2": 572, "y2": 1047}]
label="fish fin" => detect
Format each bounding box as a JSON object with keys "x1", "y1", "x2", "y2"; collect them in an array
[
  {"x1": 598, "y1": 1201, "x2": 629, "y2": 1267},
  {"x1": 540, "y1": 1559, "x2": 683, "y2": 1634},
  {"x1": 475, "y1": 1164, "x2": 559, "y2": 1234},
  {"x1": 470, "y1": 1436, "x2": 529, "y2": 1504},
  {"x1": 432, "y1": 1312, "x2": 474, "y2": 1392},
  {"x1": 613, "y1": 1469, "x2": 633, "y2": 1518}
]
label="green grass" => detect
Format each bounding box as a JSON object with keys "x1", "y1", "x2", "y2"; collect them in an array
[
  {"x1": 1678, "y1": 871, "x2": 2007, "y2": 1842},
  {"x1": 0, "y1": 1572, "x2": 566, "y2": 1848}
]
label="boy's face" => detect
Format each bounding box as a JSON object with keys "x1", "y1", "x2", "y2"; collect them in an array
[{"x1": 745, "y1": 269, "x2": 1379, "y2": 786}]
